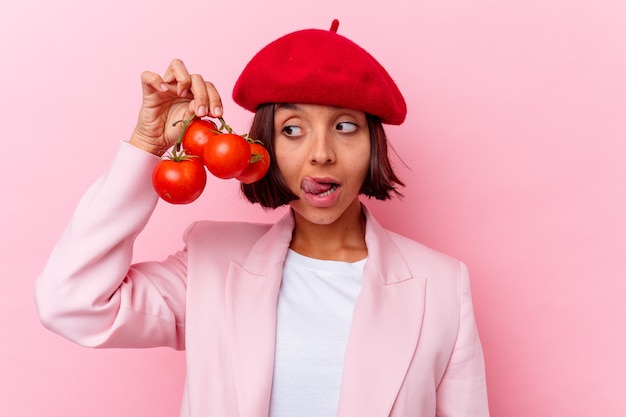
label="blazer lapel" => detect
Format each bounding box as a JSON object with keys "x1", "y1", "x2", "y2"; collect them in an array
[
  {"x1": 225, "y1": 211, "x2": 294, "y2": 417},
  {"x1": 337, "y1": 207, "x2": 426, "y2": 417},
  {"x1": 224, "y1": 206, "x2": 425, "y2": 417}
]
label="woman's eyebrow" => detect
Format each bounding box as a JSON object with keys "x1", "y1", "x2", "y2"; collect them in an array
[
  {"x1": 275, "y1": 104, "x2": 343, "y2": 112},
  {"x1": 275, "y1": 103, "x2": 302, "y2": 112}
]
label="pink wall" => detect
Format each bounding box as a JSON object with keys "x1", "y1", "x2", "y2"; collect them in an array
[{"x1": 1, "y1": 0, "x2": 624, "y2": 415}]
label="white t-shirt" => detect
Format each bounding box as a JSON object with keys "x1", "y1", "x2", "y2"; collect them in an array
[{"x1": 269, "y1": 249, "x2": 366, "y2": 417}]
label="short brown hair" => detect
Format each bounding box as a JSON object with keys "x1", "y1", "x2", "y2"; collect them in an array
[{"x1": 241, "y1": 103, "x2": 404, "y2": 209}]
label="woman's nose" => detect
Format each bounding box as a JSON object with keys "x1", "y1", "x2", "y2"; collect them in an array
[{"x1": 308, "y1": 130, "x2": 336, "y2": 164}]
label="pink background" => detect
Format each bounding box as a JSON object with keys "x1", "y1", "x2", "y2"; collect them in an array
[{"x1": 1, "y1": 0, "x2": 625, "y2": 415}]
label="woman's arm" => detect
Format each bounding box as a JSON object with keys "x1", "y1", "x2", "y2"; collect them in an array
[
  {"x1": 34, "y1": 142, "x2": 188, "y2": 349},
  {"x1": 34, "y1": 59, "x2": 224, "y2": 349},
  {"x1": 436, "y1": 263, "x2": 490, "y2": 416}
]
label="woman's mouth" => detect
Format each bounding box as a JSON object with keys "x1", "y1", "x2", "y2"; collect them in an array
[
  {"x1": 301, "y1": 176, "x2": 341, "y2": 206},
  {"x1": 315, "y1": 183, "x2": 338, "y2": 197},
  {"x1": 302, "y1": 177, "x2": 339, "y2": 194}
]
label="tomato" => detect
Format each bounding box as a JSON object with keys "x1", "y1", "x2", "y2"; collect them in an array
[
  {"x1": 152, "y1": 157, "x2": 207, "y2": 204},
  {"x1": 203, "y1": 133, "x2": 251, "y2": 179},
  {"x1": 236, "y1": 143, "x2": 271, "y2": 184},
  {"x1": 181, "y1": 119, "x2": 219, "y2": 160}
]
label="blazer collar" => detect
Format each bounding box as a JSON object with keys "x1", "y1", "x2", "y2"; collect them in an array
[
  {"x1": 224, "y1": 210, "x2": 293, "y2": 417},
  {"x1": 338, "y1": 206, "x2": 426, "y2": 417},
  {"x1": 225, "y1": 205, "x2": 425, "y2": 417}
]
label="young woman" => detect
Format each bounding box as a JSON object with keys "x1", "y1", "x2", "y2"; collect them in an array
[{"x1": 35, "y1": 21, "x2": 490, "y2": 417}]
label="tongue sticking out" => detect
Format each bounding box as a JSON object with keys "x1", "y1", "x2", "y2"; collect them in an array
[{"x1": 302, "y1": 177, "x2": 335, "y2": 195}]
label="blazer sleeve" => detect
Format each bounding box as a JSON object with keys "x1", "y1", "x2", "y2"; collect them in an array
[
  {"x1": 34, "y1": 141, "x2": 187, "y2": 350},
  {"x1": 436, "y1": 263, "x2": 490, "y2": 416}
]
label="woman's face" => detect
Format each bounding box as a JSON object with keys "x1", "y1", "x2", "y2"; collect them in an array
[{"x1": 273, "y1": 103, "x2": 371, "y2": 226}]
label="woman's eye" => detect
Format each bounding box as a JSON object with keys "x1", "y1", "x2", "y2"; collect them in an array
[
  {"x1": 282, "y1": 125, "x2": 303, "y2": 137},
  {"x1": 336, "y1": 122, "x2": 358, "y2": 133}
]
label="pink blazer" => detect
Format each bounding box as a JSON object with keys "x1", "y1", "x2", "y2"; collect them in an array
[{"x1": 35, "y1": 142, "x2": 490, "y2": 417}]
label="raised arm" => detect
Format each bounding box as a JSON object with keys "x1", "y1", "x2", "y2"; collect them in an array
[{"x1": 34, "y1": 60, "x2": 223, "y2": 349}]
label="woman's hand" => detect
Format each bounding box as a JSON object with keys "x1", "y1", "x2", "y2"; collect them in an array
[{"x1": 129, "y1": 59, "x2": 223, "y2": 155}]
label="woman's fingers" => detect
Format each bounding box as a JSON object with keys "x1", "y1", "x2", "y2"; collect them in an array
[
  {"x1": 140, "y1": 70, "x2": 168, "y2": 94},
  {"x1": 189, "y1": 74, "x2": 209, "y2": 116},
  {"x1": 187, "y1": 78, "x2": 224, "y2": 118},
  {"x1": 131, "y1": 59, "x2": 225, "y2": 154},
  {"x1": 161, "y1": 59, "x2": 224, "y2": 119},
  {"x1": 162, "y1": 59, "x2": 192, "y2": 97},
  {"x1": 205, "y1": 81, "x2": 223, "y2": 118}
]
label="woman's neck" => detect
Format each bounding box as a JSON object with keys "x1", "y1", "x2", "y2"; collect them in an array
[{"x1": 289, "y1": 200, "x2": 368, "y2": 262}]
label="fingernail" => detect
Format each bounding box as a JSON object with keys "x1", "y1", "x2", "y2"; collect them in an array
[
  {"x1": 213, "y1": 107, "x2": 222, "y2": 117},
  {"x1": 160, "y1": 84, "x2": 168, "y2": 92},
  {"x1": 180, "y1": 89, "x2": 188, "y2": 97},
  {"x1": 197, "y1": 106, "x2": 207, "y2": 117}
]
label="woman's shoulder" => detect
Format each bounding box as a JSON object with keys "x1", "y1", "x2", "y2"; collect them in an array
[
  {"x1": 387, "y1": 229, "x2": 456, "y2": 259},
  {"x1": 385, "y1": 228, "x2": 467, "y2": 280},
  {"x1": 185, "y1": 219, "x2": 274, "y2": 245},
  {"x1": 364, "y1": 206, "x2": 466, "y2": 279}
]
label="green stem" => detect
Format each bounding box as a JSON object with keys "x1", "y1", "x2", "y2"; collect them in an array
[
  {"x1": 172, "y1": 116, "x2": 196, "y2": 153},
  {"x1": 218, "y1": 117, "x2": 234, "y2": 134}
]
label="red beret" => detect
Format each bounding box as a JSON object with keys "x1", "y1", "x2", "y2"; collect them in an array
[{"x1": 232, "y1": 20, "x2": 407, "y2": 125}]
